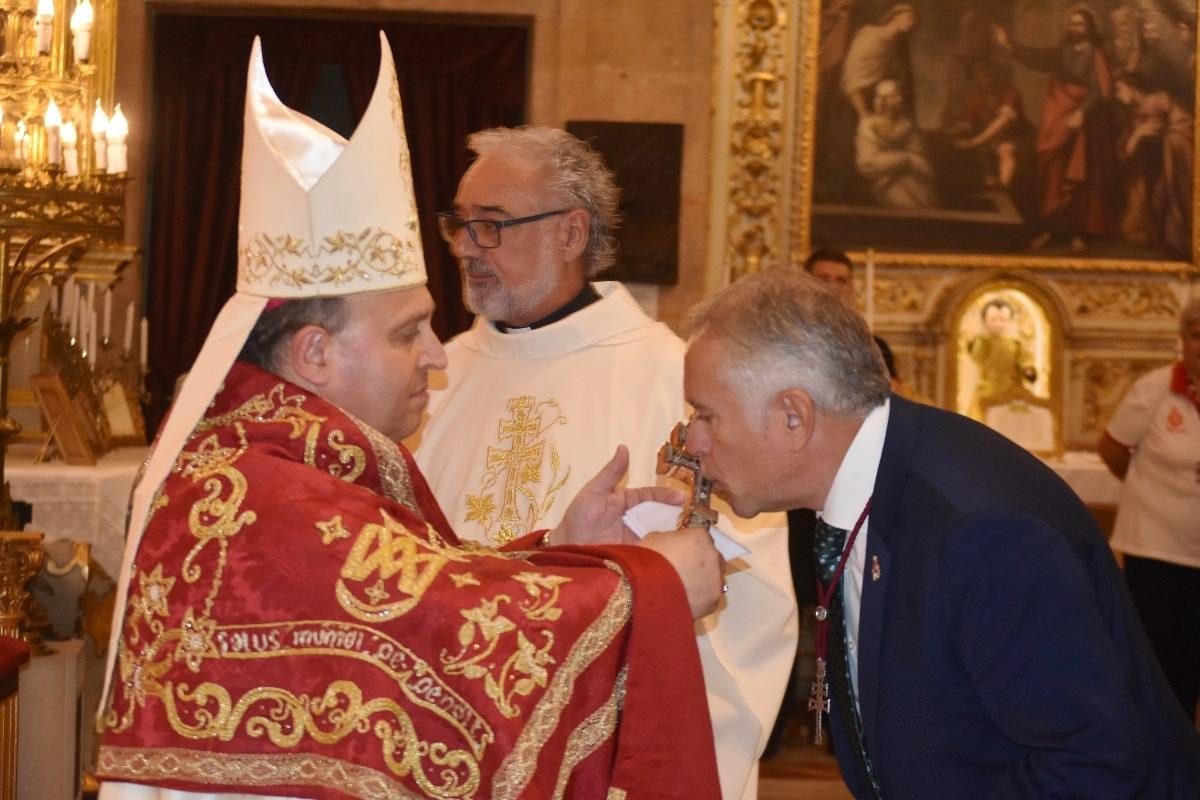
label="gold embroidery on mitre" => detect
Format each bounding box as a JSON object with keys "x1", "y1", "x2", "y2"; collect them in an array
[
  {"x1": 335, "y1": 509, "x2": 469, "y2": 622},
  {"x1": 465, "y1": 395, "x2": 571, "y2": 545},
  {"x1": 450, "y1": 572, "x2": 481, "y2": 588},
  {"x1": 238, "y1": 228, "x2": 422, "y2": 291}
]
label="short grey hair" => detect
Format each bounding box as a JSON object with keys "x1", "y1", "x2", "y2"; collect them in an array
[
  {"x1": 467, "y1": 126, "x2": 621, "y2": 277},
  {"x1": 683, "y1": 269, "x2": 890, "y2": 416},
  {"x1": 1181, "y1": 297, "x2": 1200, "y2": 334}
]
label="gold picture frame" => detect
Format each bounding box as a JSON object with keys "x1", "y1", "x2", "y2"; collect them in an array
[
  {"x1": 30, "y1": 373, "x2": 100, "y2": 465},
  {"x1": 795, "y1": 0, "x2": 1200, "y2": 272},
  {"x1": 99, "y1": 379, "x2": 146, "y2": 447}
]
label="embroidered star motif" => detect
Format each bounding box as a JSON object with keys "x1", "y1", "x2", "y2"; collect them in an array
[
  {"x1": 449, "y1": 573, "x2": 481, "y2": 588},
  {"x1": 137, "y1": 564, "x2": 176, "y2": 619},
  {"x1": 175, "y1": 608, "x2": 219, "y2": 672},
  {"x1": 364, "y1": 579, "x2": 390, "y2": 604},
  {"x1": 317, "y1": 515, "x2": 351, "y2": 545}
]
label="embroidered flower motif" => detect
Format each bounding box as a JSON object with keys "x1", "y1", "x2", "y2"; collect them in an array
[
  {"x1": 175, "y1": 608, "x2": 219, "y2": 672},
  {"x1": 450, "y1": 572, "x2": 481, "y2": 588},
  {"x1": 464, "y1": 493, "x2": 496, "y2": 526}
]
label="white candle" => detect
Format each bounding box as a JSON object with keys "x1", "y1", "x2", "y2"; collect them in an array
[
  {"x1": 123, "y1": 300, "x2": 133, "y2": 354},
  {"x1": 76, "y1": 293, "x2": 85, "y2": 346},
  {"x1": 106, "y1": 104, "x2": 127, "y2": 174},
  {"x1": 64, "y1": 279, "x2": 76, "y2": 336},
  {"x1": 89, "y1": 308, "x2": 97, "y2": 366},
  {"x1": 91, "y1": 101, "x2": 107, "y2": 172},
  {"x1": 865, "y1": 248, "x2": 876, "y2": 331},
  {"x1": 70, "y1": 0, "x2": 93, "y2": 63},
  {"x1": 44, "y1": 98, "x2": 61, "y2": 165},
  {"x1": 14, "y1": 120, "x2": 27, "y2": 162},
  {"x1": 139, "y1": 316, "x2": 148, "y2": 368},
  {"x1": 61, "y1": 121, "x2": 78, "y2": 177},
  {"x1": 102, "y1": 287, "x2": 111, "y2": 340},
  {"x1": 35, "y1": 0, "x2": 54, "y2": 55}
]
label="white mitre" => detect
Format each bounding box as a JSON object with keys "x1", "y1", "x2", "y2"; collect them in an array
[{"x1": 99, "y1": 31, "x2": 426, "y2": 718}]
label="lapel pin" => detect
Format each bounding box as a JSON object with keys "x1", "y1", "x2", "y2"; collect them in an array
[{"x1": 871, "y1": 555, "x2": 882, "y2": 582}]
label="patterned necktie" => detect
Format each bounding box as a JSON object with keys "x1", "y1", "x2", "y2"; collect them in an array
[{"x1": 814, "y1": 516, "x2": 884, "y2": 799}]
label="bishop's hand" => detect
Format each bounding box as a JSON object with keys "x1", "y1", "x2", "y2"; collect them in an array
[
  {"x1": 551, "y1": 446, "x2": 685, "y2": 546},
  {"x1": 641, "y1": 529, "x2": 725, "y2": 619}
]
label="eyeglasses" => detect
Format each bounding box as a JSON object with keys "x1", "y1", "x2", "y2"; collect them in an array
[{"x1": 437, "y1": 209, "x2": 570, "y2": 249}]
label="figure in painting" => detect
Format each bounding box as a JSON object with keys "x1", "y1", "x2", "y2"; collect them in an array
[
  {"x1": 966, "y1": 298, "x2": 1037, "y2": 421},
  {"x1": 948, "y1": 59, "x2": 1034, "y2": 193},
  {"x1": 992, "y1": 8, "x2": 1120, "y2": 253},
  {"x1": 855, "y1": 79, "x2": 938, "y2": 208},
  {"x1": 841, "y1": 3, "x2": 918, "y2": 118},
  {"x1": 1114, "y1": 71, "x2": 1193, "y2": 258}
]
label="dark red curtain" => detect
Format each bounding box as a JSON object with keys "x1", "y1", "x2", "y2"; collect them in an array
[{"x1": 145, "y1": 14, "x2": 528, "y2": 433}]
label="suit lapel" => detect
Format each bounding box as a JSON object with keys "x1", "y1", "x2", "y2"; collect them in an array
[{"x1": 856, "y1": 395, "x2": 920, "y2": 765}]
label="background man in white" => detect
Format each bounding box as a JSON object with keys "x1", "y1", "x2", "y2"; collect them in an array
[{"x1": 415, "y1": 127, "x2": 796, "y2": 799}]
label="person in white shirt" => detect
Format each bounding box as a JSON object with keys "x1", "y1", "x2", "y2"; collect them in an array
[
  {"x1": 1099, "y1": 296, "x2": 1200, "y2": 721},
  {"x1": 416, "y1": 126, "x2": 797, "y2": 799}
]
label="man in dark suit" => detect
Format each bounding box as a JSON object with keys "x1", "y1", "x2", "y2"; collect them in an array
[{"x1": 683, "y1": 269, "x2": 1200, "y2": 798}]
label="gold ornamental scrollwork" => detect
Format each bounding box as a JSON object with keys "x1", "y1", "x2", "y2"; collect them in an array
[
  {"x1": 1076, "y1": 358, "x2": 1167, "y2": 435},
  {"x1": 0, "y1": 532, "x2": 44, "y2": 638},
  {"x1": 725, "y1": 0, "x2": 790, "y2": 281},
  {"x1": 1052, "y1": 278, "x2": 1180, "y2": 321}
]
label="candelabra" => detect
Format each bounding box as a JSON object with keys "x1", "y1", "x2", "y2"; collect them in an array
[{"x1": 0, "y1": 0, "x2": 133, "y2": 650}]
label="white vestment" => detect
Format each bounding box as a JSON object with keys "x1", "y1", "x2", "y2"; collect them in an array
[{"x1": 415, "y1": 281, "x2": 798, "y2": 800}]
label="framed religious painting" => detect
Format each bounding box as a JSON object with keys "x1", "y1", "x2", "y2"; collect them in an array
[{"x1": 796, "y1": 0, "x2": 1199, "y2": 269}]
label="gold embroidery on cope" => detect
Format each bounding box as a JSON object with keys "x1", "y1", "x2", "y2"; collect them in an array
[
  {"x1": 552, "y1": 665, "x2": 628, "y2": 800},
  {"x1": 440, "y1": 582, "x2": 563, "y2": 719},
  {"x1": 465, "y1": 396, "x2": 571, "y2": 545},
  {"x1": 492, "y1": 561, "x2": 631, "y2": 800},
  {"x1": 98, "y1": 745, "x2": 432, "y2": 800},
  {"x1": 316, "y1": 515, "x2": 351, "y2": 545},
  {"x1": 450, "y1": 572, "x2": 481, "y2": 588},
  {"x1": 335, "y1": 509, "x2": 469, "y2": 622}
]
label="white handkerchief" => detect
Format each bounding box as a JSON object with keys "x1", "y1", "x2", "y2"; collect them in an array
[{"x1": 622, "y1": 500, "x2": 751, "y2": 560}]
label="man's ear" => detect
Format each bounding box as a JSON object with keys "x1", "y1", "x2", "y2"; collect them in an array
[
  {"x1": 776, "y1": 388, "x2": 816, "y2": 449},
  {"x1": 284, "y1": 324, "x2": 334, "y2": 388},
  {"x1": 560, "y1": 208, "x2": 590, "y2": 264}
]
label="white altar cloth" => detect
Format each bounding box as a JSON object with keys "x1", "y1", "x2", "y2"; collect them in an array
[{"x1": 5, "y1": 447, "x2": 147, "y2": 578}]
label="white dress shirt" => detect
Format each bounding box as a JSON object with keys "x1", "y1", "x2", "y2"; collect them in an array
[{"x1": 817, "y1": 400, "x2": 890, "y2": 705}]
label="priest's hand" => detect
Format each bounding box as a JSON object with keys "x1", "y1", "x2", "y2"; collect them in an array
[
  {"x1": 552, "y1": 446, "x2": 685, "y2": 546},
  {"x1": 641, "y1": 529, "x2": 724, "y2": 619}
]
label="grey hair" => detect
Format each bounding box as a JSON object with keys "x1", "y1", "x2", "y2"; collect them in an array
[
  {"x1": 683, "y1": 269, "x2": 890, "y2": 416},
  {"x1": 467, "y1": 126, "x2": 621, "y2": 277},
  {"x1": 1181, "y1": 297, "x2": 1200, "y2": 334}
]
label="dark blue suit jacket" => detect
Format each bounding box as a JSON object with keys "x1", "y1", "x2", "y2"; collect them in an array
[{"x1": 829, "y1": 396, "x2": 1200, "y2": 799}]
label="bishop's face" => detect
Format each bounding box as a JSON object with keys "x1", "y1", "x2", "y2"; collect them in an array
[
  {"x1": 322, "y1": 287, "x2": 446, "y2": 441},
  {"x1": 449, "y1": 150, "x2": 577, "y2": 327},
  {"x1": 683, "y1": 333, "x2": 796, "y2": 518}
]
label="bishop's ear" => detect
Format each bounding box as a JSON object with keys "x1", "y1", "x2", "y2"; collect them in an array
[
  {"x1": 776, "y1": 388, "x2": 816, "y2": 448},
  {"x1": 284, "y1": 324, "x2": 334, "y2": 388}
]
